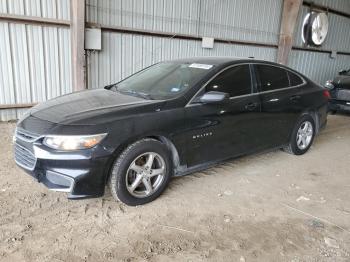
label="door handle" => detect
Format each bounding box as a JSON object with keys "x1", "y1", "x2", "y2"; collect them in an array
[
  {"x1": 290, "y1": 95, "x2": 301, "y2": 101},
  {"x1": 245, "y1": 102, "x2": 258, "y2": 111}
]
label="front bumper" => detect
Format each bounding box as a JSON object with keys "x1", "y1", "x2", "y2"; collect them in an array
[{"x1": 14, "y1": 140, "x2": 113, "y2": 199}]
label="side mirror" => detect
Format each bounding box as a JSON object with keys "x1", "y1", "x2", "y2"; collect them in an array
[{"x1": 199, "y1": 91, "x2": 229, "y2": 104}]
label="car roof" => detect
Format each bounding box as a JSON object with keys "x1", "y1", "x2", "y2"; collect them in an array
[{"x1": 165, "y1": 56, "x2": 284, "y2": 67}]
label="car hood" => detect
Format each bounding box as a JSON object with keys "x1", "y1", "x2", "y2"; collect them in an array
[
  {"x1": 334, "y1": 75, "x2": 350, "y2": 89},
  {"x1": 29, "y1": 89, "x2": 165, "y2": 125}
]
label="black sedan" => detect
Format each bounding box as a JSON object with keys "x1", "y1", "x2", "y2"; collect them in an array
[
  {"x1": 325, "y1": 69, "x2": 350, "y2": 113},
  {"x1": 14, "y1": 57, "x2": 329, "y2": 205}
]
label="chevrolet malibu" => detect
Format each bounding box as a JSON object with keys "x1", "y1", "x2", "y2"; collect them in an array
[{"x1": 14, "y1": 57, "x2": 329, "y2": 205}]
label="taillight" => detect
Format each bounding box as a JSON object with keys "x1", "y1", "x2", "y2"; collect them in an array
[{"x1": 323, "y1": 89, "x2": 331, "y2": 99}]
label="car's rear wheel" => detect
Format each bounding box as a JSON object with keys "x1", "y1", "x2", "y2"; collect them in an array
[
  {"x1": 109, "y1": 138, "x2": 172, "y2": 206},
  {"x1": 283, "y1": 115, "x2": 315, "y2": 155}
]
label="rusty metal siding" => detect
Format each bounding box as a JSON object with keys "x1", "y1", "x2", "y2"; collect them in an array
[{"x1": 0, "y1": 22, "x2": 71, "y2": 121}]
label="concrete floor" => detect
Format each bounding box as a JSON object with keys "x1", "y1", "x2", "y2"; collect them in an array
[{"x1": 0, "y1": 114, "x2": 349, "y2": 261}]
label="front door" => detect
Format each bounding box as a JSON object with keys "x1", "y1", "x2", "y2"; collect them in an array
[{"x1": 184, "y1": 64, "x2": 262, "y2": 167}]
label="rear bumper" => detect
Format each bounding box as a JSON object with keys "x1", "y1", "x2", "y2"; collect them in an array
[
  {"x1": 15, "y1": 144, "x2": 112, "y2": 199},
  {"x1": 328, "y1": 99, "x2": 350, "y2": 112}
]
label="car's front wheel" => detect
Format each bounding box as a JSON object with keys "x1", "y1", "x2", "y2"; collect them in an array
[
  {"x1": 109, "y1": 138, "x2": 172, "y2": 206},
  {"x1": 284, "y1": 115, "x2": 315, "y2": 155}
]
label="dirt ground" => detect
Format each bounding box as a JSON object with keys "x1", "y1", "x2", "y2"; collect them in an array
[{"x1": 0, "y1": 115, "x2": 349, "y2": 262}]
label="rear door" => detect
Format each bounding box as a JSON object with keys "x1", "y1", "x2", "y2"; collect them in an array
[
  {"x1": 254, "y1": 64, "x2": 305, "y2": 147},
  {"x1": 184, "y1": 64, "x2": 263, "y2": 167}
]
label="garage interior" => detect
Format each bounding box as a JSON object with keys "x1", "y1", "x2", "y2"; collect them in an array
[{"x1": 0, "y1": 0, "x2": 349, "y2": 261}]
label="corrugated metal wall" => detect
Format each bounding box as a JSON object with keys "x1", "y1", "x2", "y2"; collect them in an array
[
  {"x1": 1, "y1": 0, "x2": 350, "y2": 121},
  {"x1": 86, "y1": 0, "x2": 350, "y2": 91},
  {"x1": 86, "y1": 0, "x2": 283, "y2": 89},
  {"x1": 87, "y1": 32, "x2": 277, "y2": 89},
  {"x1": 289, "y1": 51, "x2": 350, "y2": 84},
  {"x1": 0, "y1": 0, "x2": 71, "y2": 121},
  {"x1": 86, "y1": 0, "x2": 282, "y2": 44},
  {"x1": 0, "y1": 0, "x2": 70, "y2": 19},
  {"x1": 310, "y1": 0, "x2": 350, "y2": 14},
  {"x1": 288, "y1": 4, "x2": 350, "y2": 85},
  {"x1": 86, "y1": 0, "x2": 201, "y2": 35},
  {"x1": 198, "y1": 0, "x2": 282, "y2": 44},
  {"x1": 293, "y1": 6, "x2": 350, "y2": 52}
]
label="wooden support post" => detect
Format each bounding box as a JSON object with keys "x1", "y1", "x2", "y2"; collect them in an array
[
  {"x1": 277, "y1": 0, "x2": 302, "y2": 65},
  {"x1": 71, "y1": 0, "x2": 86, "y2": 91}
]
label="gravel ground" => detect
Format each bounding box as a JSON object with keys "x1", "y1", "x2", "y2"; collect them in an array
[{"x1": 0, "y1": 114, "x2": 349, "y2": 262}]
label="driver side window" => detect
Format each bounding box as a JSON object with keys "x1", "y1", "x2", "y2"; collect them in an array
[{"x1": 206, "y1": 65, "x2": 252, "y2": 97}]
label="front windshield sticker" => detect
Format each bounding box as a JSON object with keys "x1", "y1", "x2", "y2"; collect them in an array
[
  {"x1": 171, "y1": 87, "x2": 180, "y2": 92},
  {"x1": 188, "y1": 63, "x2": 213, "y2": 70}
]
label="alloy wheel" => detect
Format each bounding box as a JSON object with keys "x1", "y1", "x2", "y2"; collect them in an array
[
  {"x1": 296, "y1": 121, "x2": 313, "y2": 150},
  {"x1": 125, "y1": 152, "x2": 166, "y2": 198}
]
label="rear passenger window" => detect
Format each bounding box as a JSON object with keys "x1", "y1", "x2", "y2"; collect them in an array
[
  {"x1": 206, "y1": 65, "x2": 252, "y2": 97},
  {"x1": 288, "y1": 71, "x2": 303, "y2": 86},
  {"x1": 256, "y1": 65, "x2": 289, "y2": 92}
]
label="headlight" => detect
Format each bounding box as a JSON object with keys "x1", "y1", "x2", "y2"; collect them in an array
[
  {"x1": 43, "y1": 133, "x2": 107, "y2": 151},
  {"x1": 324, "y1": 80, "x2": 334, "y2": 90}
]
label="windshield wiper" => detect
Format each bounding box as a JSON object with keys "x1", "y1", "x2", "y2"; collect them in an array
[
  {"x1": 104, "y1": 83, "x2": 118, "y2": 90},
  {"x1": 117, "y1": 90, "x2": 153, "y2": 100}
]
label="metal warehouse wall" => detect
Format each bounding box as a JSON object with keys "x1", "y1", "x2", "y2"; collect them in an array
[
  {"x1": 87, "y1": 32, "x2": 277, "y2": 89},
  {"x1": 86, "y1": 0, "x2": 282, "y2": 89},
  {"x1": 86, "y1": 0, "x2": 282, "y2": 43},
  {"x1": 1, "y1": 0, "x2": 350, "y2": 121},
  {"x1": 310, "y1": 0, "x2": 350, "y2": 14},
  {"x1": 86, "y1": 0, "x2": 350, "y2": 90},
  {"x1": 0, "y1": 0, "x2": 71, "y2": 121},
  {"x1": 0, "y1": 0, "x2": 70, "y2": 19},
  {"x1": 289, "y1": 4, "x2": 350, "y2": 84}
]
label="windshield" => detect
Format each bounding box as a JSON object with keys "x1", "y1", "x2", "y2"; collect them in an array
[{"x1": 111, "y1": 62, "x2": 214, "y2": 100}]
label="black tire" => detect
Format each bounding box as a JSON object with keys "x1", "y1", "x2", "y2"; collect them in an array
[
  {"x1": 283, "y1": 114, "x2": 316, "y2": 155},
  {"x1": 329, "y1": 110, "x2": 337, "y2": 115},
  {"x1": 109, "y1": 138, "x2": 172, "y2": 206}
]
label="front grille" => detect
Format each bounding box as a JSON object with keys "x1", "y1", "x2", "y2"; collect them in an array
[
  {"x1": 14, "y1": 143, "x2": 37, "y2": 170},
  {"x1": 16, "y1": 128, "x2": 39, "y2": 142},
  {"x1": 336, "y1": 89, "x2": 350, "y2": 101}
]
